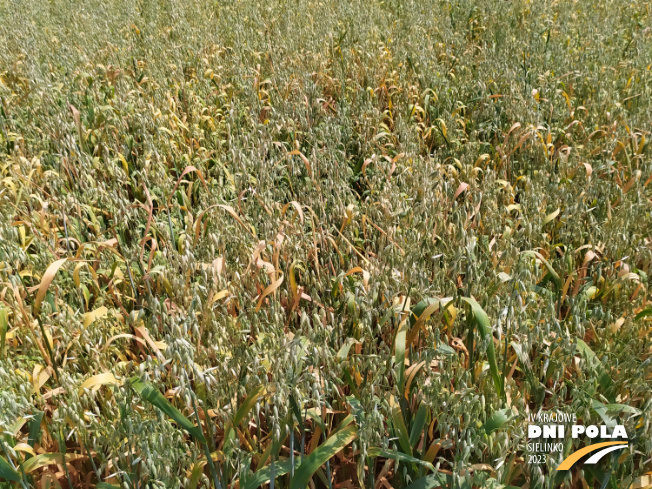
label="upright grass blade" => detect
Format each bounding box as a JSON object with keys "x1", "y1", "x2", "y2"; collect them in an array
[
  {"x1": 189, "y1": 385, "x2": 222, "y2": 489},
  {"x1": 129, "y1": 377, "x2": 206, "y2": 442},
  {"x1": 395, "y1": 320, "x2": 407, "y2": 397},
  {"x1": 289, "y1": 424, "x2": 357, "y2": 489},
  {"x1": 461, "y1": 297, "x2": 503, "y2": 398},
  {"x1": 391, "y1": 404, "x2": 413, "y2": 456},
  {"x1": 521, "y1": 251, "x2": 562, "y2": 291},
  {"x1": 232, "y1": 385, "x2": 266, "y2": 429},
  {"x1": 224, "y1": 385, "x2": 266, "y2": 450},
  {"x1": 576, "y1": 340, "x2": 615, "y2": 401},
  {"x1": 409, "y1": 402, "x2": 428, "y2": 449},
  {"x1": 0, "y1": 306, "x2": 7, "y2": 360}
]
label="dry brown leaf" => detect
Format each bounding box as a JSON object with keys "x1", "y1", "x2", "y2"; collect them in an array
[
  {"x1": 34, "y1": 258, "x2": 67, "y2": 315},
  {"x1": 344, "y1": 266, "x2": 370, "y2": 289},
  {"x1": 168, "y1": 165, "x2": 208, "y2": 203},
  {"x1": 281, "y1": 201, "x2": 304, "y2": 224},
  {"x1": 454, "y1": 182, "x2": 469, "y2": 199},
  {"x1": 255, "y1": 274, "x2": 284, "y2": 312},
  {"x1": 287, "y1": 149, "x2": 312, "y2": 177}
]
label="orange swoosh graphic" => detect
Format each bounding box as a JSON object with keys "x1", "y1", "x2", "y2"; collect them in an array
[{"x1": 557, "y1": 441, "x2": 627, "y2": 470}]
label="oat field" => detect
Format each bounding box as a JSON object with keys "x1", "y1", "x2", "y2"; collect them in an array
[{"x1": 0, "y1": 0, "x2": 651, "y2": 488}]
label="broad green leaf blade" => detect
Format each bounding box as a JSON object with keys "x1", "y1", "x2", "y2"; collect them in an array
[
  {"x1": 634, "y1": 308, "x2": 652, "y2": 320},
  {"x1": 332, "y1": 414, "x2": 355, "y2": 435},
  {"x1": 129, "y1": 376, "x2": 206, "y2": 442},
  {"x1": 407, "y1": 297, "x2": 454, "y2": 345},
  {"x1": 403, "y1": 471, "x2": 452, "y2": 489},
  {"x1": 591, "y1": 400, "x2": 641, "y2": 417},
  {"x1": 289, "y1": 424, "x2": 357, "y2": 489},
  {"x1": 391, "y1": 405, "x2": 412, "y2": 456},
  {"x1": 483, "y1": 408, "x2": 514, "y2": 435},
  {"x1": 408, "y1": 298, "x2": 440, "y2": 329},
  {"x1": 224, "y1": 385, "x2": 267, "y2": 450},
  {"x1": 409, "y1": 402, "x2": 428, "y2": 448},
  {"x1": 20, "y1": 453, "x2": 85, "y2": 474},
  {"x1": 461, "y1": 297, "x2": 502, "y2": 397},
  {"x1": 243, "y1": 458, "x2": 293, "y2": 489},
  {"x1": 233, "y1": 385, "x2": 266, "y2": 429},
  {"x1": 575, "y1": 340, "x2": 614, "y2": 401},
  {"x1": 28, "y1": 411, "x2": 44, "y2": 447},
  {"x1": 522, "y1": 251, "x2": 562, "y2": 291},
  {"x1": 368, "y1": 448, "x2": 436, "y2": 472},
  {"x1": 97, "y1": 484, "x2": 122, "y2": 489},
  {"x1": 0, "y1": 456, "x2": 21, "y2": 482},
  {"x1": 395, "y1": 320, "x2": 407, "y2": 397},
  {"x1": 337, "y1": 337, "x2": 360, "y2": 361}
]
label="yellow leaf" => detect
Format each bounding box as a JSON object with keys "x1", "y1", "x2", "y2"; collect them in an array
[
  {"x1": 32, "y1": 364, "x2": 53, "y2": 391},
  {"x1": 281, "y1": 201, "x2": 305, "y2": 224},
  {"x1": 82, "y1": 306, "x2": 108, "y2": 329},
  {"x1": 345, "y1": 266, "x2": 370, "y2": 290},
  {"x1": 80, "y1": 372, "x2": 121, "y2": 393},
  {"x1": 630, "y1": 474, "x2": 652, "y2": 489},
  {"x1": 543, "y1": 208, "x2": 560, "y2": 225},
  {"x1": 14, "y1": 443, "x2": 36, "y2": 457},
  {"x1": 208, "y1": 289, "x2": 229, "y2": 308},
  {"x1": 255, "y1": 274, "x2": 284, "y2": 312},
  {"x1": 34, "y1": 258, "x2": 67, "y2": 315}
]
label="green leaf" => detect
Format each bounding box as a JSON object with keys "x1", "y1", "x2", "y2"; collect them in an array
[
  {"x1": 188, "y1": 460, "x2": 208, "y2": 489},
  {"x1": 395, "y1": 320, "x2": 407, "y2": 396},
  {"x1": 97, "y1": 484, "x2": 122, "y2": 489},
  {"x1": 461, "y1": 297, "x2": 503, "y2": 397},
  {"x1": 0, "y1": 456, "x2": 21, "y2": 482},
  {"x1": 522, "y1": 251, "x2": 562, "y2": 291},
  {"x1": 591, "y1": 399, "x2": 641, "y2": 427},
  {"x1": 433, "y1": 343, "x2": 456, "y2": 356},
  {"x1": 391, "y1": 405, "x2": 412, "y2": 456},
  {"x1": 407, "y1": 297, "x2": 454, "y2": 345},
  {"x1": 243, "y1": 458, "x2": 293, "y2": 489},
  {"x1": 408, "y1": 298, "x2": 440, "y2": 329},
  {"x1": 634, "y1": 308, "x2": 652, "y2": 321},
  {"x1": 232, "y1": 385, "x2": 266, "y2": 430},
  {"x1": 20, "y1": 453, "x2": 82, "y2": 474},
  {"x1": 403, "y1": 471, "x2": 451, "y2": 489},
  {"x1": 129, "y1": 376, "x2": 206, "y2": 442},
  {"x1": 289, "y1": 424, "x2": 357, "y2": 489},
  {"x1": 337, "y1": 337, "x2": 360, "y2": 361},
  {"x1": 368, "y1": 448, "x2": 436, "y2": 472},
  {"x1": 28, "y1": 411, "x2": 44, "y2": 447},
  {"x1": 483, "y1": 408, "x2": 514, "y2": 435},
  {"x1": 409, "y1": 402, "x2": 428, "y2": 448},
  {"x1": 575, "y1": 340, "x2": 614, "y2": 401}
]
